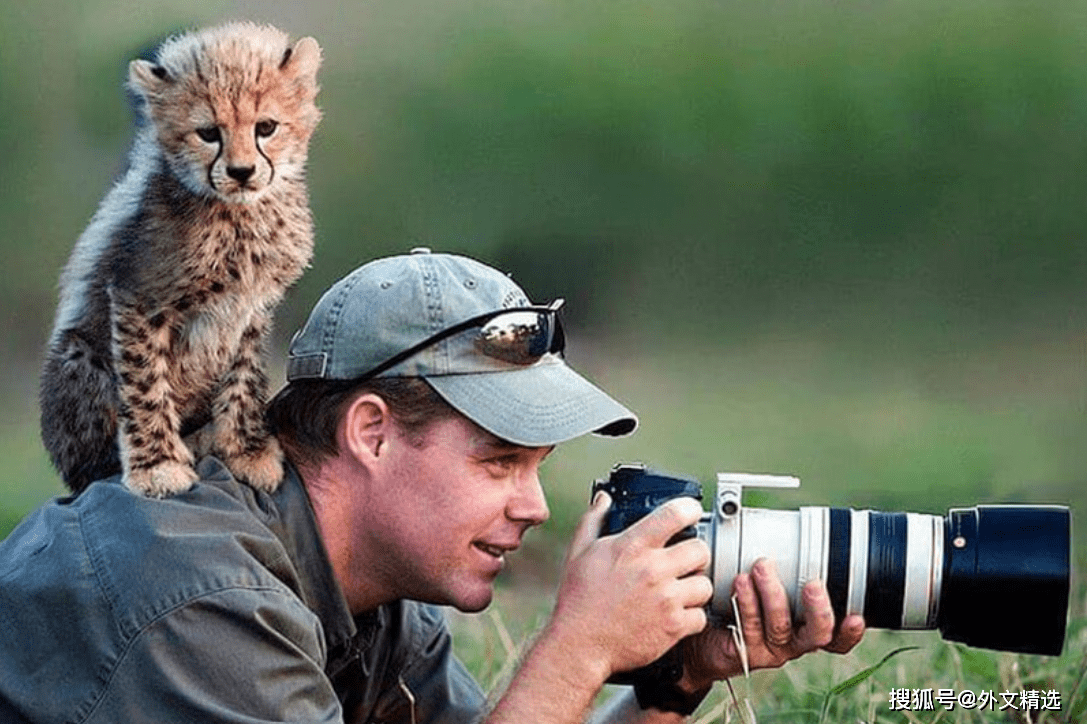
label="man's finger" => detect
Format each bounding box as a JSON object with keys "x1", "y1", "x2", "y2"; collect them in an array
[
  {"x1": 626, "y1": 497, "x2": 704, "y2": 549},
  {"x1": 792, "y1": 580, "x2": 835, "y2": 651},
  {"x1": 673, "y1": 572, "x2": 715, "y2": 610},
  {"x1": 566, "y1": 490, "x2": 611, "y2": 562},
  {"x1": 733, "y1": 570, "x2": 766, "y2": 648},
  {"x1": 824, "y1": 614, "x2": 866, "y2": 654},
  {"x1": 662, "y1": 537, "x2": 712, "y2": 579},
  {"x1": 751, "y1": 558, "x2": 793, "y2": 650},
  {"x1": 676, "y1": 604, "x2": 710, "y2": 639}
]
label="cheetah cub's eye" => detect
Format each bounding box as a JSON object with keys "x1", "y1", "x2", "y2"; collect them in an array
[
  {"x1": 196, "y1": 126, "x2": 222, "y2": 143},
  {"x1": 255, "y1": 120, "x2": 278, "y2": 138}
]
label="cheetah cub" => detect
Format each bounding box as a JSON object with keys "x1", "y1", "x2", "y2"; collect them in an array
[{"x1": 40, "y1": 22, "x2": 322, "y2": 497}]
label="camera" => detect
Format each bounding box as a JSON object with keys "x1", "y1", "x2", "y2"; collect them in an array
[{"x1": 593, "y1": 463, "x2": 1071, "y2": 661}]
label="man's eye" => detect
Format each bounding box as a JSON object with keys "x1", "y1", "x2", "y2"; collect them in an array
[
  {"x1": 195, "y1": 126, "x2": 221, "y2": 143},
  {"x1": 482, "y1": 457, "x2": 516, "y2": 474}
]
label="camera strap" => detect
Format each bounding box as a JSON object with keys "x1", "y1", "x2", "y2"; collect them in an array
[{"x1": 728, "y1": 593, "x2": 751, "y2": 679}]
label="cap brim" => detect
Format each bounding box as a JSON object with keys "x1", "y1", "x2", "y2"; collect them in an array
[{"x1": 423, "y1": 360, "x2": 638, "y2": 447}]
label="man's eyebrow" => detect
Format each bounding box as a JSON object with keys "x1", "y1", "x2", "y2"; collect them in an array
[
  {"x1": 481, "y1": 439, "x2": 519, "y2": 452},
  {"x1": 475, "y1": 432, "x2": 554, "y2": 456}
]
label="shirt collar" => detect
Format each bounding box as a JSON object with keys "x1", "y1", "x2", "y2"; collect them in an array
[{"x1": 261, "y1": 462, "x2": 358, "y2": 656}]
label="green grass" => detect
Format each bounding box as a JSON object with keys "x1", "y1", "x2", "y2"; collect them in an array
[
  {"x1": 742, "y1": 624, "x2": 1087, "y2": 723},
  {"x1": 451, "y1": 591, "x2": 1087, "y2": 723}
]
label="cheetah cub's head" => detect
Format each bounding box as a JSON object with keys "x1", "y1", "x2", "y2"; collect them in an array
[{"x1": 129, "y1": 22, "x2": 322, "y2": 203}]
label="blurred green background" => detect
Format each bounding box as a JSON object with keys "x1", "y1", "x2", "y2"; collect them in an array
[{"x1": 2, "y1": 0, "x2": 1084, "y2": 599}]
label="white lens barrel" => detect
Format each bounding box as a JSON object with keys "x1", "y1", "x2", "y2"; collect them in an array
[
  {"x1": 707, "y1": 507, "x2": 802, "y2": 615},
  {"x1": 706, "y1": 498, "x2": 945, "y2": 629},
  {"x1": 796, "y1": 507, "x2": 830, "y2": 620},
  {"x1": 708, "y1": 506, "x2": 824, "y2": 620},
  {"x1": 846, "y1": 509, "x2": 869, "y2": 617},
  {"x1": 901, "y1": 512, "x2": 944, "y2": 628}
]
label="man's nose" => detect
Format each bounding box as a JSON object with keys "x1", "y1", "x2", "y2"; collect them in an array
[{"x1": 507, "y1": 470, "x2": 550, "y2": 526}]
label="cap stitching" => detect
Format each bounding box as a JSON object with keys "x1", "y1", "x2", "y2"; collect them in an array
[
  {"x1": 418, "y1": 255, "x2": 448, "y2": 374},
  {"x1": 321, "y1": 270, "x2": 365, "y2": 376}
]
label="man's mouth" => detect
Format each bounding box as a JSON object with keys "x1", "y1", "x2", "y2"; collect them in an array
[{"x1": 474, "y1": 542, "x2": 515, "y2": 559}]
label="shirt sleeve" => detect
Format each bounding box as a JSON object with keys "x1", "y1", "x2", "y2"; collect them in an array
[{"x1": 86, "y1": 586, "x2": 345, "y2": 724}]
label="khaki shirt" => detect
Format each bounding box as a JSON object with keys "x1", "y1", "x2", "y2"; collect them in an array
[{"x1": 0, "y1": 458, "x2": 485, "y2": 723}]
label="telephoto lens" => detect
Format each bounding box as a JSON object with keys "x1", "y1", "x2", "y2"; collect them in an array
[{"x1": 593, "y1": 464, "x2": 1071, "y2": 657}]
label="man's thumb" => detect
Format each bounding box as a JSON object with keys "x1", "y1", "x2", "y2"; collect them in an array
[{"x1": 565, "y1": 491, "x2": 611, "y2": 562}]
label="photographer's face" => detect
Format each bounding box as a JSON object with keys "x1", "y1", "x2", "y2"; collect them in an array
[{"x1": 362, "y1": 413, "x2": 552, "y2": 612}]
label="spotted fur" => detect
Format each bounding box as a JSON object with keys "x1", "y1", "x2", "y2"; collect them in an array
[{"x1": 40, "y1": 22, "x2": 321, "y2": 497}]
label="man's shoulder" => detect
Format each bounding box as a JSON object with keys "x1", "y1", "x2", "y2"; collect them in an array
[
  {"x1": 2, "y1": 461, "x2": 303, "y2": 636},
  {"x1": 0, "y1": 461, "x2": 339, "y2": 724},
  {"x1": 101, "y1": 475, "x2": 300, "y2": 618}
]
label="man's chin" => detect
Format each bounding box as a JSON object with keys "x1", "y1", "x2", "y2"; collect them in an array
[
  {"x1": 452, "y1": 592, "x2": 494, "y2": 614},
  {"x1": 448, "y1": 582, "x2": 495, "y2": 613},
  {"x1": 418, "y1": 573, "x2": 498, "y2": 612}
]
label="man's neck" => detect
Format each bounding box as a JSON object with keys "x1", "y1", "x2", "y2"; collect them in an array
[{"x1": 299, "y1": 458, "x2": 395, "y2": 615}]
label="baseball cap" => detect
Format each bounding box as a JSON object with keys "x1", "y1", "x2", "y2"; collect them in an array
[{"x1": 285, "y1": 248, "x2": 638, "y2": 446}]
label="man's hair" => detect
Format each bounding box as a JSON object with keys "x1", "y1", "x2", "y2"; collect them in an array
[{"x1": 267, "y1": 377, "x2": 457, "y2": 471}]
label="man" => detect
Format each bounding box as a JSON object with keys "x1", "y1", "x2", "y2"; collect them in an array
[{"x1": 0, "y1": 249, "x2": 864, "y2": 723}]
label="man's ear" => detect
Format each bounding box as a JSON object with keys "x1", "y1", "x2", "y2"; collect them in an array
[{"x1": 339, "y1": 393, "x2": 392, "y2": 465}]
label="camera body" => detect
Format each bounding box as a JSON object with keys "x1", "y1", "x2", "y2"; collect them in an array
[{"x1": 593, "y1": 463, "x2": 1071, "y2": 665}]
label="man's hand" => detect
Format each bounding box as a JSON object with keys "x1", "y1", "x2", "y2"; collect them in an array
[
  {"x1": 546, "y1": 491, "x2": 715, "y2": 681},
  {"x1": 486, "y1": 492, "x2": 714, "y2": 723},
  {"x1": 679, "y1": 558, "x2": 866, "y2": 693},
  {"x1": 489, "y1": 500, "x2": 865, "y2": 724}
]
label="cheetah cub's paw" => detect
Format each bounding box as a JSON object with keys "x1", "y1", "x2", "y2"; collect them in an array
[
  {"x1": 126, "y1": 461, "x2": 200, "y2": 498},
  {"x1": 225, "y1": 437, "x2": 285, "y2": 492}
]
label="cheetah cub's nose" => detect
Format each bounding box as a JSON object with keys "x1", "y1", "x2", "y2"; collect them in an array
[{"x1": 227, "y1": 165, "x2": 256, "y2": 183}]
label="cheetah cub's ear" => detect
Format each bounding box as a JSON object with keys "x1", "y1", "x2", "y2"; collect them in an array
[
  {"x1": 128, "y1": 59, "x2": 172, "y2": 96},
  {"x1": 280, "y1": 36, "x2": 322, "y2": 83}
]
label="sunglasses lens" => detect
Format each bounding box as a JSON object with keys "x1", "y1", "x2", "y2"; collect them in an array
[{"x1": 475, "y1": 310, "x2": 560, "y2": 365}]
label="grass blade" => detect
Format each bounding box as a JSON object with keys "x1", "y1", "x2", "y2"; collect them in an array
[{"x1": 818, "y1": 646, "x2": 919, "y2": 723}]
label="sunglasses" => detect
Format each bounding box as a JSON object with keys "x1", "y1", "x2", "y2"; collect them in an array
[{"x1": 358, "y1": 299, "x2": 567, "y2": 380}]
